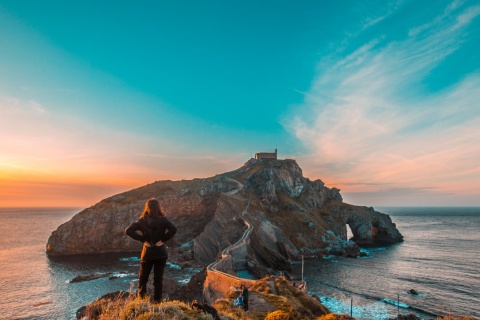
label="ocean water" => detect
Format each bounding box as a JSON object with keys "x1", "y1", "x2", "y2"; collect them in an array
[
  {"x1": 1, "y1": 207, "x2": 479, "y2": 320},
  {"x1": 0, "y1": 208, "x2": 198, "y2": 320},
  {"x1": 293, "y1": 207, "x2": 480, "y2": 320}
]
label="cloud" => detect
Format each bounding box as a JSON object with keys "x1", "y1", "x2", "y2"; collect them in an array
[
  {"x1": 286, "y1": 1, "x2": 480, "y2": 205},
  {"x1": 27, "y1": 100, "x2": 46, "y2": 114},
  {"x1": 0, "y1": 97, "x2": 47, "y2": 116},
  {"x1": 452, "y1": 5, "x2": 480, "y2": 30},
  {"x1": 360, "y1": 1, "x2": 401, "y2": 31}
]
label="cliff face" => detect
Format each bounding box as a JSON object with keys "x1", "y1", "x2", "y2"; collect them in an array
[{"x1": 47, "y1": 159, "x2": 403, "y2": 275}]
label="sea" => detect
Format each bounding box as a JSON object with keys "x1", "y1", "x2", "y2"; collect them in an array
[
  {"x1": 0, "y1": 207, "x2": 478, "y2": 320},
  {"x1": 0, "y1": 208, "x2": 199, "y2": 320},
  {"x1": 292, "y1": 207, "x2": 480, "y2": 320}
]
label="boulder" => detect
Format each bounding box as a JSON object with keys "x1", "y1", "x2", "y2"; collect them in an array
[
  {"x1": 70, "y1": 273, "x2": 111, "y2": 283},
  {"x1": 408, "y1": 289, "x2": 419, "y2": 295}
]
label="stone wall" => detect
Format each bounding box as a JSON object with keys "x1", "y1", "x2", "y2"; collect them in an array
[{"x1": 203, "y1": 269, "x2": 256, "y2": 304}]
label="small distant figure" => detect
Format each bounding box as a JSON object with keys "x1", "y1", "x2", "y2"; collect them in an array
[
  {"x1": 241, "y1": 284, "x2": 249, "y2": 311},
  {"x1": 191, "y1": 300, "x2": 220, "y2": 320},
  {"x1": 298, "y1": 282, "x2": 306, "y2": 291},
  {"x1": 125, "y1": 198, "x2": 177, "y2": 303}
]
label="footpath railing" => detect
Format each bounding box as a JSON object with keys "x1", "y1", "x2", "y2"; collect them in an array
[
  {"x1": 208, "y1": 199, "x2": 251, "y2": 277},
  {"x1": 203, "y1": 179, "x2": 258, "y2": 303}
]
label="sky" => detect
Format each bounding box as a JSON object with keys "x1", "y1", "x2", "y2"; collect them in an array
[{"x1": 0, "y1": 0, "x2": 479, "y2": 208}]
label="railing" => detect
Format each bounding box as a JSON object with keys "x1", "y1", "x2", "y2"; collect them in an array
[
  {"x1": 207, "y1": 176, "x2": 255, "y2": 281},
  {"x1": 207, "y1": 199, "x2": 251, "y2": 280}
]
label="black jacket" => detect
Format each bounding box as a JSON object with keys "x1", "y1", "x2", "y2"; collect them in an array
[
  {"x1": 125, "y1": 216, "x2": 177, "y2": 261},
  {"x1": 242, "y1": 288, "x2": 249, "y2": 301}
]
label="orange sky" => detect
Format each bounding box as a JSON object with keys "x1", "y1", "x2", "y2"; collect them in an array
[{"x1": 0, "y1": 151, "x2": 248, "y2": 208}]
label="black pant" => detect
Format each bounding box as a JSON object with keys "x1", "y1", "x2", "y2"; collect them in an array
[
  {"x1": 243, "y1": 299, "x2": 249, "y2": 311},
  {"x1": 138, "y1": 258, "x2": 167, "y2": 302}
]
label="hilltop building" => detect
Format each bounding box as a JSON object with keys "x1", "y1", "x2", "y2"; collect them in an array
[{"x1": 255, "y1": 149, "x2": 277, "y2": 160}]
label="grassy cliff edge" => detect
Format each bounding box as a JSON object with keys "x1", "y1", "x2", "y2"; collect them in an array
[{"x1": 78, "y1": 275, "x2": 475, "y2": 320}]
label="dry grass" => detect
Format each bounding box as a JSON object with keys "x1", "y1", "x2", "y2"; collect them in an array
[
  {"x1": 436, "y1": 315, "x2": 476, "y2": 320},
  {"x1": 212, "y1": 299, "x2": 250, "y2": 320},
  {"x1": 84, "y1": 294, "x2": 215, "y2": 320},
  {"x1": 81, "y1": 276, "x2": 347, "y2": 320},
  {"x1": 264, "y1": 310, "x2": 293, "y2": 320},
  {"x1": 213, "y1": 276, "x2": 330, "y2": 320},
  {"x1": 255, "y1": 277, "x2": 329, "y2": 320},
  {"x1": 251, "y1": 277, "x2": 274, "y2": 295}
]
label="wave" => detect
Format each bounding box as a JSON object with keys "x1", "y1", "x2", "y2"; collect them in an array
[
  {"x1": 166, "y1": 261, "x2": 182, "y2": 269},
  {"x1": 320, "y1": 296, "x2": 391, "y2": 320},
  {"x1": 119, "y1": 256, "x2": 140, "y2": 262},
  {"x1": 110, "y1": 272, "x2": 130, "y2": 278},
  {"x1": 380, "y1": 298, "x2": 409, "y2": 308},
  {"x1": 310, "y1": 281, "x2": 441, "y2": 319},
  {"x1": 318, "y1": 295, "x2": 439, "y2": 319}
]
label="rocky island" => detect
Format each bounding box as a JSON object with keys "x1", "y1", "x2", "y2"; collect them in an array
[
  {"x1": 47, "y1": 158, "x2": 403, "y2": 277},
  {"x1": 47, "y1": 157, "x2": 408, "y2": 319}
]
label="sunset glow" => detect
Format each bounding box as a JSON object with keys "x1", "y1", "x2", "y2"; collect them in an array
[{"x1": 1, "y1": 0, "x2": 479, "y2": 207}]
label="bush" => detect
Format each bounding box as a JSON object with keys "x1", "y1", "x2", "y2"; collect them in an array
[
  {"x1": 252, "y1": 279, "x2": 273, "y2": 295},
  {"x1": 437, "y1": 316, "x2": 475, "y2": 320},
  {"x1": 213, "y1": 298, "x2": 248, "y2": 320},
  {"x1": 227, "y1": 289, "x2": 241, "y2": 299},
  {"x1": 83, "y1": 296, "x2": 209, "y2": 320},
  {"x1": 264, "y1": 310, "x2": 292, "y2": 320}
]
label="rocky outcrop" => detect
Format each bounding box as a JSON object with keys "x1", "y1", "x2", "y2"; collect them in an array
[
  {"x1": 47, "y1": 178, "x2": 238, "y2": 256},
  {"x1": 70, "y1": 273, "x2": 111, "y2": 283},
  {"x1": 321, "y1": 230, "x2": 360, "y2": 258},
  {"x1": 245, "y1": 159, "x2": 342, "y2": 211},
  {"x1": 336, "y1": 204, "x2": 404, "y2": 246},
  {"x1": 47, "y1": 158, "x2": 403, "y2": 276},
  {"x1": 193, "y1": 196, "x2": 246, "y2": 265},
  {"x1": 245, "y1": 208, "x2": 299, "y2": 276}
]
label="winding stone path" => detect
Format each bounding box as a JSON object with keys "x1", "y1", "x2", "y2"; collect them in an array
[{"x1": 207, "y1": 178, "x2": 254, "y2": 280}]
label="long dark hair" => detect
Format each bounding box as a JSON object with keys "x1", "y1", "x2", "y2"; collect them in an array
[{"x1": 140, "y1": 198, "x2": 166, "y2": 219}]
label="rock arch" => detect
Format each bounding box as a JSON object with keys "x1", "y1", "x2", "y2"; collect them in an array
[{"x1": 342, "y1": 207, "x2": 403, "y2": 246}]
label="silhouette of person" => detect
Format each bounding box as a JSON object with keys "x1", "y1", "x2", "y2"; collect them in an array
[{"x1": 125, "y1": 198, "x2": 177, "y2": 302}]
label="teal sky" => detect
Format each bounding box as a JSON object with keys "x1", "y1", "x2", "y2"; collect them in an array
[{"x1": 1, "y1": 0, "x2": 479, "y2": 207}]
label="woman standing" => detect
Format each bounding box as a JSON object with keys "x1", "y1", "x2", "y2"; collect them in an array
[
  {"x1": 241, "y1": 284, "x2": 249, "y2": 311},
  {"x1": 125, "y1": 198, "x2": 177, "y2": 302}
]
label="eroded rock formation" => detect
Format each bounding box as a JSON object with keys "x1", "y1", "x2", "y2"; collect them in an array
[{"x1": 47, "y1": 158, "x2": 403, "y2": 276}]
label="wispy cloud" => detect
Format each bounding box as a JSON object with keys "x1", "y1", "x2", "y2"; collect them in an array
[
  {"x1": 27, "y1": 100, "x2": 46, "y2": 114},
  {"x1": 286, "y1": 1, "x2": 480, "y2": 205},
  {"x1": 360, "y1": 0, "x2": 401, "y2": 31},
  {"x1": 0, "y1": 97, "x2": 47, "y2": 116}
]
